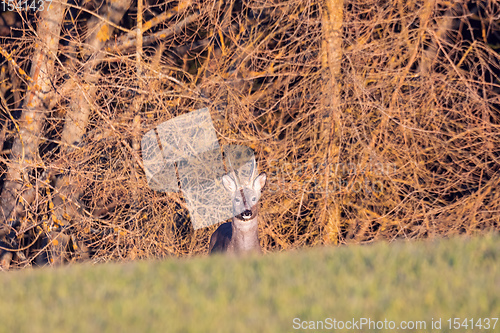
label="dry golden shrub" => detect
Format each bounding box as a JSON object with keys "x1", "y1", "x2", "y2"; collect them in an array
[{"x1": 0, "y1": 0, "x2": 498, "y2": 266}]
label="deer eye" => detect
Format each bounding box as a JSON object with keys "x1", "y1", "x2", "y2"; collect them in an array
[
  {"x1": 251, "y1": 196, "x2": 257, "y2": 203},
  {"x1": 235, "y1": 198, "x2": 241, "y2": 204}
]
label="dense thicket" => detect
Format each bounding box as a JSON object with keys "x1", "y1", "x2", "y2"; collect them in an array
[{"x1": 0, "y1": 0, "x2": 498, "y2": 267}]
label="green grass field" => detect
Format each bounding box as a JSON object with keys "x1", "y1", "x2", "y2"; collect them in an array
[{"x1": 0, "y1": 234, "x2": 498, "y2": 332}]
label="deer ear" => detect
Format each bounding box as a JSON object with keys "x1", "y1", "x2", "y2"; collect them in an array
[
  {"x1": 222, "y1": 174, "x2": 237, "y2": 192},
  {"x1": 253, "y1": 172, "x2": 267, "y2": 193}
]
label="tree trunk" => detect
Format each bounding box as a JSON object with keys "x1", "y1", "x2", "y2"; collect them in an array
[
  {"x1": 321, "y1": 0, "x2": 343, "y2": 245},
  {"x1": 47, "y1": 0, "x2": 133, "y2": 265},
  {"x1": 0, "y1": 0, "x2": 68, "y2": 225}
]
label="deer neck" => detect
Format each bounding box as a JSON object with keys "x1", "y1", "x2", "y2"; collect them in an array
[{"x1": 230, "y1": 214, "x2": 260, "y2": 252}]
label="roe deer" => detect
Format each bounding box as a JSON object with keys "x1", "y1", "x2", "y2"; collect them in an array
[{"x1": 209, "y1": 165, "x2": 266, "y2": 254}]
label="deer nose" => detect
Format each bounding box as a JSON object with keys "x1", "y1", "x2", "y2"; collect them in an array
[{"x1": 241, "y1": 210, "x2": 252, "y2": 219}]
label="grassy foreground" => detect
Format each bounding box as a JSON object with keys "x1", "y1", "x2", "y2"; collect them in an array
[{"x1": 0, "y1": 234, "x2": 498, "y2": 333}]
